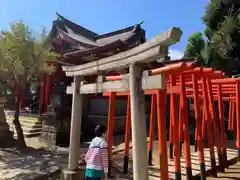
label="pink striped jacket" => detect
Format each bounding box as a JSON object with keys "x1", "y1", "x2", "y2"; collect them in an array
[{"x1": 85, "y1": 137, "x2": 109, "y2": 173}]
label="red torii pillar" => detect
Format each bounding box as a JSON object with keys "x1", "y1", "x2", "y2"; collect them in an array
[
  {"x1": 44, "y1": 74, "x2": 53, "y2": 112},
  {"x1": 123, "y1": 95, "x2": 131, "y2": 174},
  {"x1": 39, "y1": 75, "x2": 45, "y2": 113},
  {"x1": 206, "y1": 78, "x2": 223, "y2": 172},
  {"x1": 235, "y1": 80, "x2": 240, "y2": 161},
  {"x1": 148, "y1": 94, "x2": 156, "y2": 166},
  {"x1": 106, "y1": 92, "x2": 116, "y2": 176},
  {"x1": 40, "y1": 74, "x2": 53, "y2": 113},
  {"x1": 192, "y1": 73, "x2": 206, "y2": 179},
  {"x1": 217, "y1": 84, "x2": 228, "y2": 166},
  {"x1": 169, "y1": 74, "x2": 181, "y2": 180}
]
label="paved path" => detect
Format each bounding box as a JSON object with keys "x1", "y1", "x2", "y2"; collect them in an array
[
  {"x1": 111, "y1": 141, "x2": 239, "y2": 180},
  {"x1": 1, "y1": 137, "x2": 239, "y2": 180},
  {"x1": 207, "y1": 162, "x2": 240, "y2": 180},
  {"x1": 112, "y1": 149, "x2": 238, "y2": 180},
  {"x1": 0, "y1": 147, "x2": 70, "y2": 180},
  {"x1": 0, "y1": 135, "x2": 128, "y2": 180}
]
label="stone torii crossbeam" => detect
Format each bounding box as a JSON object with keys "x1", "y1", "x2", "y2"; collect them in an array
[{"x1": 62, "y1": 27, "x2": 182, "y2": 180}]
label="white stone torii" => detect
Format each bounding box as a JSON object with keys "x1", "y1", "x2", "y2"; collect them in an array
[{"x1": 62, "y1": 27, "x2": 182, "y2": 180}]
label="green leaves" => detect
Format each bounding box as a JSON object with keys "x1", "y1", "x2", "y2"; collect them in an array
[
  {"x1": 184, "y1": 32, "x2": 206, "y2": 65},
  {"x1": 185, "y1": 0, "x2": 240, "y2": 75},
  {"x1": 0, "y1": 21, "x2": 59, "y2": 93}
]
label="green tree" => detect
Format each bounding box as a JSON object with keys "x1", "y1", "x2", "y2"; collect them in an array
[
  {"x1": 184, "y1": 32, "x2": 206, "y2": 65},
  {"x1": 184, "y1": 0, "x2": 240, "y2": 75},
  {"x1": 202, "y1": 0, "x2": 240, "y2": 75},
  {"x1": 0, "y1": 21, "x2": 57, "y2": 148}
]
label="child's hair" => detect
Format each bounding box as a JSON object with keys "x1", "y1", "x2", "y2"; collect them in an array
[{"x1": 94, "y1": 125, "x2": 107, "y2": 137}]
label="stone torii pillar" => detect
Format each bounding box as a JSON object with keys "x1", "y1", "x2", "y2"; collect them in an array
[
  {"x1": 62, "y1": 76, "x2": 83, "y2": 180},
  {"x1": 129, "y1": 64, "x2": 149, "y2": 180}
]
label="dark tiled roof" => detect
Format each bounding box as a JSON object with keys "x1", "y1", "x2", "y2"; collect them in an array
[
  {"x1": 50, "y1": 13, "x2": 98, "y2": 39},
  {"x1": 50, "y1": 13, "x2": 146, "y2": 59}
]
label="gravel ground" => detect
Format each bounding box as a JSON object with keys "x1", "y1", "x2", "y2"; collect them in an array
[
  {"x1": 0, "y1": 147, "x2": 70, "y2": 180},
  {"x1": 1, "y1": 137, "x2": 239, "y2": 180}
]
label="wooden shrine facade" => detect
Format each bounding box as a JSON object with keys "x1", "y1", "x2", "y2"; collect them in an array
[{"x1": 39, "y1": 13, "x2": 148, "y2": 114}]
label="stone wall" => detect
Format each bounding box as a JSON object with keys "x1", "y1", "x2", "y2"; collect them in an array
[
  {"x1": 40, "y1": 95, "x2": 156, "y2": 146},
  {"x1": 89, "y1": 98, "x2": 128, "y2": 116},
  {"x1": 40, "y1": 113, "x2": 57, "y2": 147}
]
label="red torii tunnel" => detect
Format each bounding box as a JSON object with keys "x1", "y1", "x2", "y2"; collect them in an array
[{"x1": 102, "y1": 62, "x2": 240, "y2": 180}]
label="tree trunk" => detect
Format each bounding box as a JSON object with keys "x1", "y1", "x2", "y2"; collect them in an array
[{"x1": 13, "y1": 95, "x2": 26, "y2": 149}]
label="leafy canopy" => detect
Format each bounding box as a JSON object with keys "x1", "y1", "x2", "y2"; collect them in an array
[
  {"x1": 184, "y1": 0, "x2": 240, "y2": 75},
  {"x1": 184, "y1": 32, "x2": 206, "y2": 65},
  {"x1": 0, "y1": 21, "x2": 58, "y2": 93}
]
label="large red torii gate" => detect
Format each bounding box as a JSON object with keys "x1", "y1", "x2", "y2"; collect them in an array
[{"x1": 103, "y1": 62, "x2": 240, "y2": 180}]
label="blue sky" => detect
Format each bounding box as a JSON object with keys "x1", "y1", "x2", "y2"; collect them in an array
[{"x1": 0, "y1": 0, "x2": 209, "y2": 59}]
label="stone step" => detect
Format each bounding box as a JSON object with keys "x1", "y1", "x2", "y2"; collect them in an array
[
  {"x1": 6, "y1": 115, "x2": 41, "y2": 124},
  {"x1": 13, "y1": 131, "x2": 41, "y2": 138},
  {"x1": 7, "y1": 121, "x2": 42, "y2": 129},
  {"x1": 8, "y1": 119, "x2": 42, "y2": 138},
  {"x1": 6, "y1": 119, "x2": 42, "y2": 128},
  {"x1": 4, "y1": 113, "x2": 42, "y2": 138},
  {"x1": 9, "y1": 125, "x2": 42, "y2": 133}
]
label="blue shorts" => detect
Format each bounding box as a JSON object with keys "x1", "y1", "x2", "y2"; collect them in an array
[
  {"x1": 85, "y1": 177, "x2": 102, "y2": 180},
  {"x1": 85, "y1": 168, "x2": 104, "y2": 179}
]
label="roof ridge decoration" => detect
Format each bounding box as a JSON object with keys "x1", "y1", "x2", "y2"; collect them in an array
[
  {"x1": 139, "y1": 20, "x2": 144, "y2": 25},
  {"x1": 56, "y1": 12, "x2": 65, "y2": 21},
  {"x1": 55, "y1": 12, "x2": 99, "y2": 37}
]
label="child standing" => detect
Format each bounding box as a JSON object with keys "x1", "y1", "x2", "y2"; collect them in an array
[{"x1": 85, "y1": 125, "x2": 108, "y2": 180}]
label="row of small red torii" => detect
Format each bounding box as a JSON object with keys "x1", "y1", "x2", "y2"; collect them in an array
[{"x1": 101, "y1": 61, "x2": 240, "y2": 180}]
